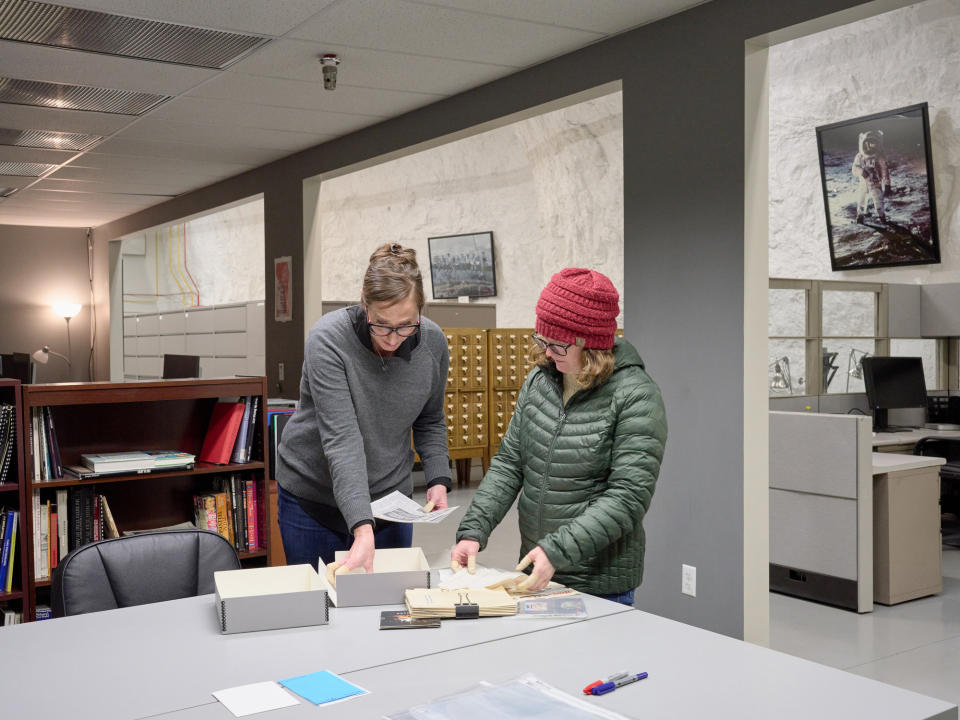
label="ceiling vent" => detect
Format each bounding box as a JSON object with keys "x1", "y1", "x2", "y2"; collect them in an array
[
  {"x1": 0, "y1": 127, "x2": 101, "y2": 151},
  {"x1": 0, "y1": 161, "x2": 56, "y2": 176},
  {"x1": 0, "y1": 0, "x2": 268, "y2": 68},
  {"x1": 0, "y1": 76, "x2": 169, "y2": 115}
]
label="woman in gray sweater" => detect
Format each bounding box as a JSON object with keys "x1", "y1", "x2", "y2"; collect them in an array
[{"x1": 276, "y1": 243, "x2": 451, "y2": 573}]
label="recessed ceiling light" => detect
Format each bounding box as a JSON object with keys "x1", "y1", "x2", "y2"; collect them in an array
[
  {"x1": 0, "y1": 161, "x2": 57, "y2": 176},
  {"x1": 0, "y1": 0, "x2": 269, "y2": 69},
  {"x1": 0, "y1": 128, "x2": 102, "y2": 151},
  {"x1": 0, "y1": 76, "x2": 169, "y2": 115}
]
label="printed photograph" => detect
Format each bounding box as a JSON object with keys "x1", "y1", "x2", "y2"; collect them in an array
[
  {"x1": 428, "y1": 232, "x2": 497, "y2": 299},
  {"x1": 816, "y1": 103, "x2": 940, "y2": 271}
]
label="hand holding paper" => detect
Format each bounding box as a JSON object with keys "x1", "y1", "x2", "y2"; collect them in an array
[{"x1": 371, "y1": 490, "x2": 458, "y2": 524}]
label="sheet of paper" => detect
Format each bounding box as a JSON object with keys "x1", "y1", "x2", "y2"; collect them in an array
[
  {"x1": 371, "y1": 490, "x2": 459, "y2": 524},
  {"x1": 279, "y1": 670, "x2": 369, "y2": 706},
  {"x1": 212, "y1": 681, "x2": 299, "y2": 717}
]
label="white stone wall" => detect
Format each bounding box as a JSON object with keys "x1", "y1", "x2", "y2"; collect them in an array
[
  {"x1": 769, "y1": 0, "x2": 960, "y2": 283},
  {"x1": 121, "y1": 198, "x2": 265, "y2": 314},
  {"x1": 313, "y1": 92, "x2": 624, "y2": 328}
]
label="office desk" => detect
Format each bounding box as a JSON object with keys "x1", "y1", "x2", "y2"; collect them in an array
[
  {"x1": 873, "y1": 428, "x2": 960, "y2": 454},
  {"x1": 0, "y1": 591, "x2": 629, "y2": 720},
  {"x1": 145, "y1": 607, "x2": 956, "y2": 720},
  {"x1": 872, "y1": 453, "x2": 945, "y2": 605},
  {"x1": 770, "y1": 412, "x2": 946, "y2": 611}
]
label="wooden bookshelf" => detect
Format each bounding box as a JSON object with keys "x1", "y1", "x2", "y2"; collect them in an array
[
  {"x1": 0, "y1": 379, "x2": 28, "y2": 625},
  {"x1": 20, "y1": 377, "x2": 271, "y2": 621}
]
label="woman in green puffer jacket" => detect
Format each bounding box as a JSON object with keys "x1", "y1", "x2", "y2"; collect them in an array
[{"x1": 452, "y1": 268, "x2": 667, "y2": 605}]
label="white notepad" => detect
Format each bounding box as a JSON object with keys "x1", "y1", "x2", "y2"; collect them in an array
[{"x1": 212, "y1": 681, "x2": 299, "y2": 717}]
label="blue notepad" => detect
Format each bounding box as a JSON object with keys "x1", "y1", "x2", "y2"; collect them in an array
[{"x1": 279, "y1": 671, "x2": 368, "y2": 705}]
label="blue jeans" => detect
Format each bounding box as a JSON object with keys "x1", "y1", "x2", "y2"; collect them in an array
[
  {"x1": 277, "y1": 485, "x2": 413, "y2": 571},
  {"x1": 596, "y1": 589, "x2": 635, "y2": 607}
]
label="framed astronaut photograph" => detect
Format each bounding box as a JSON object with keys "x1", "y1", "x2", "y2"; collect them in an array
[
  {"x1": 428, "y1": 231, "x2": 497, "y2": 299},
  {"x1": 815, "y1": 103, "x2": 940, "y2": 271}
]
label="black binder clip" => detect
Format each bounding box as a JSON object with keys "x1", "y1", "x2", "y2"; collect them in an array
[{"x1": 454, "y1": 592, "x2": 480, "y2": 619}]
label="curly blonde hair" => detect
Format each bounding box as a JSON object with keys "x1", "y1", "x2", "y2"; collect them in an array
[
  {"x1": 361, "y1": 243, "x2": 425, "y2": 309},
  {"x1": 530, "y1": 343, "x2": 615, "y2": 389}
]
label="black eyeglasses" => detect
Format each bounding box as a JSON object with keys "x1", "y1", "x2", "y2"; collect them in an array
[
  {"x1": 368, "y1": 313, "x2": 421, "y2": 338},
  {"x1": 531, "y1": 332, "x2": 572, "y2": 357}
]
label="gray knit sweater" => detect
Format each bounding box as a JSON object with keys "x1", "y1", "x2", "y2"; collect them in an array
[{"x1": 276, "y1": 306, "x2": 451, "y2": 531}]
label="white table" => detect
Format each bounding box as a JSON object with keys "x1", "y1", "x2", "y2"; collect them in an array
[
  {"x1": 145, "y1": 608, "x2": 956, "y2": 720},
  {"x1": 0, "y1": 591, "x2": 629, "y2": 720}
]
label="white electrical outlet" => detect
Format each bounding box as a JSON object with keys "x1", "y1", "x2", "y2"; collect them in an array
[
  {"x1": 278, "y1": 362, "x2": 285, "y2": 382},
  {"x1": 682, "y1": 564, "x2": 696, "y2": 597}
]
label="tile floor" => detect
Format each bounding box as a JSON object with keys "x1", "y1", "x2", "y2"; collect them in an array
[
  {"x1": 770, "y1": 545, "x2": 960, "y2": 706},
  {"x1": 414, "y1": 470, "x2": 960, "y2": 707}
]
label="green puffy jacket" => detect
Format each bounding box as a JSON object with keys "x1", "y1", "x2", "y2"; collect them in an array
[{"x1": 457, "y1": 338, "x2": 667, "y2": 595}]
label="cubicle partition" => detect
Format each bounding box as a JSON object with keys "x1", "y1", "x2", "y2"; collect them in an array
[{"x1": 769, "y1": 411, "x2": 873, "y2": 613}]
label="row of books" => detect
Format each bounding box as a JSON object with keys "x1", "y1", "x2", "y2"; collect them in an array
[
  {"x1": 0, "y1": 507, "x2": 18, "y2": 593},
  {"x1": 0, "y1": 404, "x2": 15, "y2": 483},
  {"x1": 32, "y1": 487, "x2": 119, "y2": 581},
  {"x1": 2, "y1": 607, "x2": 23, "y2": 625},
  {"x1": 199, "y1": 396, "x2": 261, "y2": 465},
  {"x1": 193, "y1": 475, "x2": 263, "y2": 553},
  {"x1": 29, "y1": 406, "x2": 62, "y2": 481}
]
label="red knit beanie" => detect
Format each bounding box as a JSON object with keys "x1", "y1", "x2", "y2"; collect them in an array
[{"x1": 535, "y1": 268, "x2": 620, "y2": 350}]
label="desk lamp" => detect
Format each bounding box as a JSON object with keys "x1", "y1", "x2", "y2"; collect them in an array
[
  {"x1": 32, "y1": 303, "x2": 80, "y2": 381},
  {"x1": 769, "y1": 356, "x2": 792, "y2": 394},
  {"x1": 846, "y1": 349, "x2": 870, "y2": 392}
]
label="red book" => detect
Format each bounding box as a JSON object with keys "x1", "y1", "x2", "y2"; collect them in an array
[{"x1": 198, "y1": 402, "x2": 246, "y2": 465}]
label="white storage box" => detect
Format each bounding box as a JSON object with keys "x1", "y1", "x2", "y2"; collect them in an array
[
  {"x1": 214, "y1": 564, "x2": 329, "y2": 634},
  {"x1": 321, "y1": 547, "x2": 431, "y2": 607}
]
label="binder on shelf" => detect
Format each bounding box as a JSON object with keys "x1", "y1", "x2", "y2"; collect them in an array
[
  {"x1": 199, "y1": 401, "x2": 246, "y2": 465},
  {"x1": 63, "y1": 463, "x2": 195, "y2": 479},
  {"x1": 230, "y1": 397, "x2": 252, "y2": 464}
]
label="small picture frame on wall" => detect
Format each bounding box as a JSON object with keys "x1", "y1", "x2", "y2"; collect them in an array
[
  {"x1": 428, "y1": 232, "x2": 497, "y2": 300},
  {"x1": 274, "y1": 256, "x2": 292, "y2": 322},
  {"x1": 815, "y1": 102, "x2": 940, "y2": 271}
]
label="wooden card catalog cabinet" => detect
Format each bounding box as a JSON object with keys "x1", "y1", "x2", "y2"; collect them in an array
[
  {"x1": 443, "y1": 330, "x2": 489, "y2": 454},
  {"x1": 487, "y1": 329, "x2": 534, "y2": 457}
]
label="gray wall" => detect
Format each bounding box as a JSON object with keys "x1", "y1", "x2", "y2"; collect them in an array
[
  {"x1": 0, "y1": 225, "x2": 92, "y2": 382},
  {"x1": 90, "y1": 0, "x2": 869, "y2": 638}
]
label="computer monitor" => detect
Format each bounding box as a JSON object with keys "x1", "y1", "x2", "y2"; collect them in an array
[
  {"x1": 162, "y1": 354, "x2": 200, "y2": 379},
  {"x1": 861, "y1": 356, "x2": 928, "y2": 432},
  {"x1": 0, "y1": 352, "x2": 31, "y2": 384}
]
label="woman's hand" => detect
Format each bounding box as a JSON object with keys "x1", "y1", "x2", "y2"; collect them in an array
[
  {"x1": 515, "y1": 546, "x2": 555, "y2": 592},
  {"x1": 450, "y1": 539, "x2": 480, "y2": 573}
]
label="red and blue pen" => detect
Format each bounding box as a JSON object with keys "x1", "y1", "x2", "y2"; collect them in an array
[
  {"x1": 589, "y1": 672, "x2": 648, "y2": 696},
  {"x1": 582, "y1": 671, "x2": 630, "y2": 695}
]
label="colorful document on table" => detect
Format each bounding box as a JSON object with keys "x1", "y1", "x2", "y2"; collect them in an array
[{"x1": 279, "y1": 670, "x2": 369, "y2": 705}]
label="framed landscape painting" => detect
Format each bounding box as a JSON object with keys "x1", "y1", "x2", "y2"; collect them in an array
[{"x1": 428, "y1": 232, "x2": 497, "y2": 299}]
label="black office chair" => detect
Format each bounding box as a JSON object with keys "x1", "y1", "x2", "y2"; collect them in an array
[
  {"x1": 914, "y1": 437, "x2": 960, "y2": 545},
  {"x1": 51, "y1": 529, "x2": 240, "y2": 617},
  {"x1": 162, "y1": 353, "x2": 201, "y2": 379}
]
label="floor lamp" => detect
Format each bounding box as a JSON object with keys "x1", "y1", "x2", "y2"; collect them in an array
[{"x1": 32, "y1": 303, "x2": 80, "y2": 381}]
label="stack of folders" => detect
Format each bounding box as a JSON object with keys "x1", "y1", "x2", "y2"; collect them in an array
[
  {"x1": 0, "y1": 404, "x2": 15, "y2": 483},
  {"x1": 404, "y1": 588, "x2": 516, "y2": 619}
]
